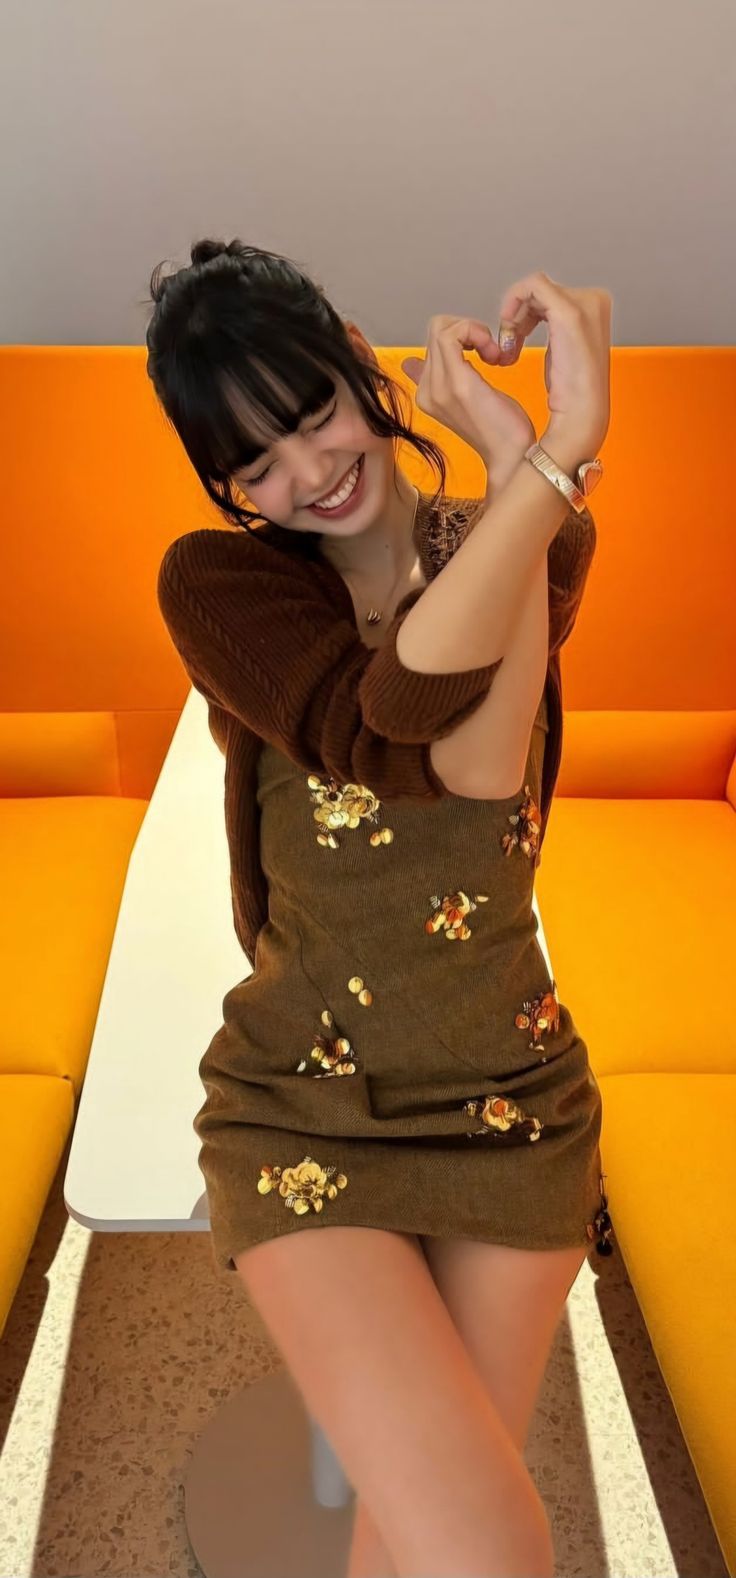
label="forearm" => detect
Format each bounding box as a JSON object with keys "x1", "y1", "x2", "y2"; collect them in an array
[
  {"x1": 397, "y1": 427, "x2": 585, "y2": 674},
  {"x1": 428, "y1": 544, "x2": 550, "y2": 796}
]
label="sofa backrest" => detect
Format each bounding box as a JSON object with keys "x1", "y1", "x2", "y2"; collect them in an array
[{"x1": 2, "y1": 344, "x2": 735, "y2": 802}]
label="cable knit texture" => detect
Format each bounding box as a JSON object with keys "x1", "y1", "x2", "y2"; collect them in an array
[{"x1": 157, "y1": 487, "x2": 597, "y2": 963}]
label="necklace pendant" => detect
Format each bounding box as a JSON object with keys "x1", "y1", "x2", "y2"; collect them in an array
[{"x1": 366, "y1": 608, "x2": 382, "y2": 625}]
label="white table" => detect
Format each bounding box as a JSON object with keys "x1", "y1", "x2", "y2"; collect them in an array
[{"x1": 64, "y1": 685, "x2": 557, "y2": 1578}]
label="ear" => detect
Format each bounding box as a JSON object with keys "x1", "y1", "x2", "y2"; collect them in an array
[{"x1": 344, "y1": 319, "x2": 379, "y2": 368}]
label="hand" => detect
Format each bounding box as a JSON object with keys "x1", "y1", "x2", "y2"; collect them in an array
[
  {"x1": 402, "y1": 316, "x2": 536, "y2": 470},
  {"x1": 402, "y1": 274, "x2": 612, "y2": 469},
  {"x1": 496, "y1": 272, "x2": 612, "y2": 453}
]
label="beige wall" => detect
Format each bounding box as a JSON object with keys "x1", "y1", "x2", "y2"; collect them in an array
[{"x1": 1, "y1": 0, "x2": 733, "y2": 347}]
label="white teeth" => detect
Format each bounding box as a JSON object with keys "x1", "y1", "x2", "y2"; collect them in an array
[{"x1": 312, "y1": 458, "x2": 361, "y2": 509}]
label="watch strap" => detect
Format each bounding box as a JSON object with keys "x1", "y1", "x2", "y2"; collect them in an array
[{"x1": 524, "y1": 441, "x2": 603, "y2": 514}]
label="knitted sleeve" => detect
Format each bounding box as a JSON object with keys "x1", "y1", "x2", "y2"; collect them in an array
[
  {"x1": 546, "y1": 504, "x2": 598, "y2": 654},
  {"x1": 156, "y1": 527, "x2": 504, "y2": 801}
]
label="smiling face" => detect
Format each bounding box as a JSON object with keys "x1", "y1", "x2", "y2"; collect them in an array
[
  {"x1": 222, "y1": 323, "x2": 418, "y2": 561},
  {"x1": 226, "y1": 371, "x2": 388, "y2": 528}
]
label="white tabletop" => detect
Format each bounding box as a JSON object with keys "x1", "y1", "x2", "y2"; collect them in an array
[
  {"x1": 64, "y1": 686, "x2": 555, "y2": 1237},
  {"x1": 64, "y1": 687, "x2": 252, "y2": 1235}
]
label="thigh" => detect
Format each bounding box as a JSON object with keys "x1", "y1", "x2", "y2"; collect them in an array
[
  {"x1": 233, "y1": 1225, "x2": 553, "y2": 1578},
  {"x1": 418, "y1": 1234, "x2": 588, "y2": 1453}
]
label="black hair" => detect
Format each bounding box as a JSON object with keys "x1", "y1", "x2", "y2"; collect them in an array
[{"x1": 144, "y1": 237, "x2": 448, "y2": 559}]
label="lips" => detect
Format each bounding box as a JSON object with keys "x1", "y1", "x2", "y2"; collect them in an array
[{"x1": 309, "y1": 458, "x2": 360, "y2": 508}]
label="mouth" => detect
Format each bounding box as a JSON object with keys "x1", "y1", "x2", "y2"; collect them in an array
[{"x1": 307, "y1": 454, "x2": 365, "y2": 516}]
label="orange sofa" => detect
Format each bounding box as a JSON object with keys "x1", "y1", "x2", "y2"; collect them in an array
[{"x1": 2, "y1": 342, "x2": 735, "y2": 1574}]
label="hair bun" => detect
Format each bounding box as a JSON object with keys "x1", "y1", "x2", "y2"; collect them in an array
[{"x1": 190, "y1": 238, "x2": 239, "y2": 266}]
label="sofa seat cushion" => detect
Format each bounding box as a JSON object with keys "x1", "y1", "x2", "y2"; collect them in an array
[
  {"x1": 0, "y1": 794, "x2": 148, "y2": 1091},
  {"x1": 0, "y1": 1073, "x2": 74, "y2": 1340},
  {"x1": 597, "y1": 1070, "x2": 736, "y2": 1575},
  {"x1": 535, "y1": 796, "x2": 736, "y2": 1077}
]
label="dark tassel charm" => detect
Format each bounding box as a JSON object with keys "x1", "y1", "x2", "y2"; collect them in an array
[{"x1": 586, "y1": 1171, "x2": 614, "y2": 1256}]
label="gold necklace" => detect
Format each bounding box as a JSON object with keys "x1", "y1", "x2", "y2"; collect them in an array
[{"x1": 365, "y1": 486, "x2": 421, "y2": 626}]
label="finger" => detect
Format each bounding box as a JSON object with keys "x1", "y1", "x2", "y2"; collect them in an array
[
  {"x1": 417, "y1": 315, "x2": 501, "y2": 414},
  {"x1": 436, "y1": 315, "x2": 500, "y2": 360},
  {"x1": 497, "y1": 272, "x2": 564, "y2": 360},
  {"x1": 401, "y1": 355, "x2": 425, "y2": 385},
  {"x1": 432, "y1": 318, "x2": 501, "y2": 396}
]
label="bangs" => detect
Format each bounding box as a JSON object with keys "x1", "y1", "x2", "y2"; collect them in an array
[{"x1": 187, "y1": 338, "x2": 338, "y2": 484}]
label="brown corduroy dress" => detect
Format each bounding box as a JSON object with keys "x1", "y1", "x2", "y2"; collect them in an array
[{"x1": 193, "y1": 677, "x2": 611, "y2": 1273}]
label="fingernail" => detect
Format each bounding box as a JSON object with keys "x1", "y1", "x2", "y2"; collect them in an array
[{"x1": 499, "y1": 329, "x2": 516, "y2": 352}]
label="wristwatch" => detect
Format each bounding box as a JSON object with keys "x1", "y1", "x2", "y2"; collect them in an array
[{"x1": 524, "y1": 440, "x2": 603, "y2": 514}]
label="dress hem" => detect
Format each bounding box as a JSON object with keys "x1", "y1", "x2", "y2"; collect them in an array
[{"x1": 220, "y1": 1212, "x2": 596, "y2": 1274}]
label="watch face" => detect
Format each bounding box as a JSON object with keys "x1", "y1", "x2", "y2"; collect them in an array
[{"x1": 578, "y1": 460, "x2": 603, "y2": 495}]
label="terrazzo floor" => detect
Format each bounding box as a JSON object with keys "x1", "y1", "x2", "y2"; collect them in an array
[{"x1": 0, "y1": 1138, "x2": 728, "y2": 1578}]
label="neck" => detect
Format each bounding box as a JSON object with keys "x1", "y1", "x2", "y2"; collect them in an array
[{"x1": 316, "y1": 469, "x2": 420, "y2": 585}]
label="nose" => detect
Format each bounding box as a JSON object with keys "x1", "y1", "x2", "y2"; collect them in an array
[{"x1": 279, "y1": 437, "x2": 335, "y2": 507}]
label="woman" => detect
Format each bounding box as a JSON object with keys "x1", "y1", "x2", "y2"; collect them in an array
[{"x1": 149, "y1": 241, "x2": 613, "y2": 1578}]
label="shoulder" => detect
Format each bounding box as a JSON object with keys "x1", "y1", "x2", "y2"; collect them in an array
[
  {"x1": 157, "y1": 524, "x2": 319, "y2": 607},
  {"x1": 159, "y1": 524, "x2": 279, "y2": 579}
]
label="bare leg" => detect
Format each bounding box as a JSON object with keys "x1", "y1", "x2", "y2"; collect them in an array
[
  {"x1": 346, "y1": 1496, "x2": 399, "y2": 1578},
  {"x1": 234, "y1": 1225, "x2": 554, "y2": 1578}
]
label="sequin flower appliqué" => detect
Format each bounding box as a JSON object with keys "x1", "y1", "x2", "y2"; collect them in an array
[
  {"x1": 463, "y1": 1093, "x2": 543, "y2": 1143},
  {"x1": 308, "y1": 775, "x2": 394, "y2": 850},
  {"x1": 425, "y1": 889, "x2": 489, "y2": 940},
  {"x1": 257, "y1": 1157, "x2": 348, "y2": 1216},
  {"x1": 501, "y1": 787, "x2": 542, "y2": 861}
]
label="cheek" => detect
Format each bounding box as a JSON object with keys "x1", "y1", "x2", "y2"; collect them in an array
[
  {"x1": 349, "y1": 419, "x2": 391, "y2": 464},
  {"x1": 339, "y1": 414, "x2": 371, "y2": 452}
]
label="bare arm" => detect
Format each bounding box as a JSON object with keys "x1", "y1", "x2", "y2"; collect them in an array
[
  {"x1": 396, "y1": 426, "x2": 588, "y2": 674},
  {"x1": 429, "y1": 549, "x2": 549, "y2": 797},
  {"x1": 411, "y1": 428, "x2": 590, "y2": 796}
]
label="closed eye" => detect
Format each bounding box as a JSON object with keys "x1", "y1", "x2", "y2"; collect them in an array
[{"x1": 246, "y1": 402, "x2": 337, "y2": 486}]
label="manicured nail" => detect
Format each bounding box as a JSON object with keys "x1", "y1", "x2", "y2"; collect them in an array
[{"x1": 499, "y1": 330, "x2": 516, "y2": 352}]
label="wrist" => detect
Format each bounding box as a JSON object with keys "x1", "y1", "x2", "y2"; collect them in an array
[
  {"x1": 483, "y1": 441, "x2": 534, "y2": 503},
  {"x1": 539, "y1": 423, "x2": 600, "y2": 478}
]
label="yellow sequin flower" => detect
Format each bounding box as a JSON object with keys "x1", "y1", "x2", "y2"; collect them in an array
[
  {"x1": 257, "y1": 1156, "x2": 349, "y2": 1215},
  {"x1": 296, "y1": 1030, "x2": 357, "y2": 1076},
  {"x1": 500, "y1": 787, "x2": 542, "y2": 860},
  {"x1": 514, "y1": 984, "x2": 561, "y2": 1062},
  {"x1": 425, "y1": 889, "x2": 489, "y2": 941},
  {"x1": 463, "y1": 1093, "x2": 543, "y2": 1142},
  {"x1": 586, "y1": 1172, "x2": 614, "y2": 1255},
  {"x1": 307, "y1": 774, "x2": 388, "y2": 849}
]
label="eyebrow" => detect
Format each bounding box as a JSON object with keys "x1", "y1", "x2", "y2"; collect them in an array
[{"x1": 234, "y1": 388, "x2": 332, "y2": 471}]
